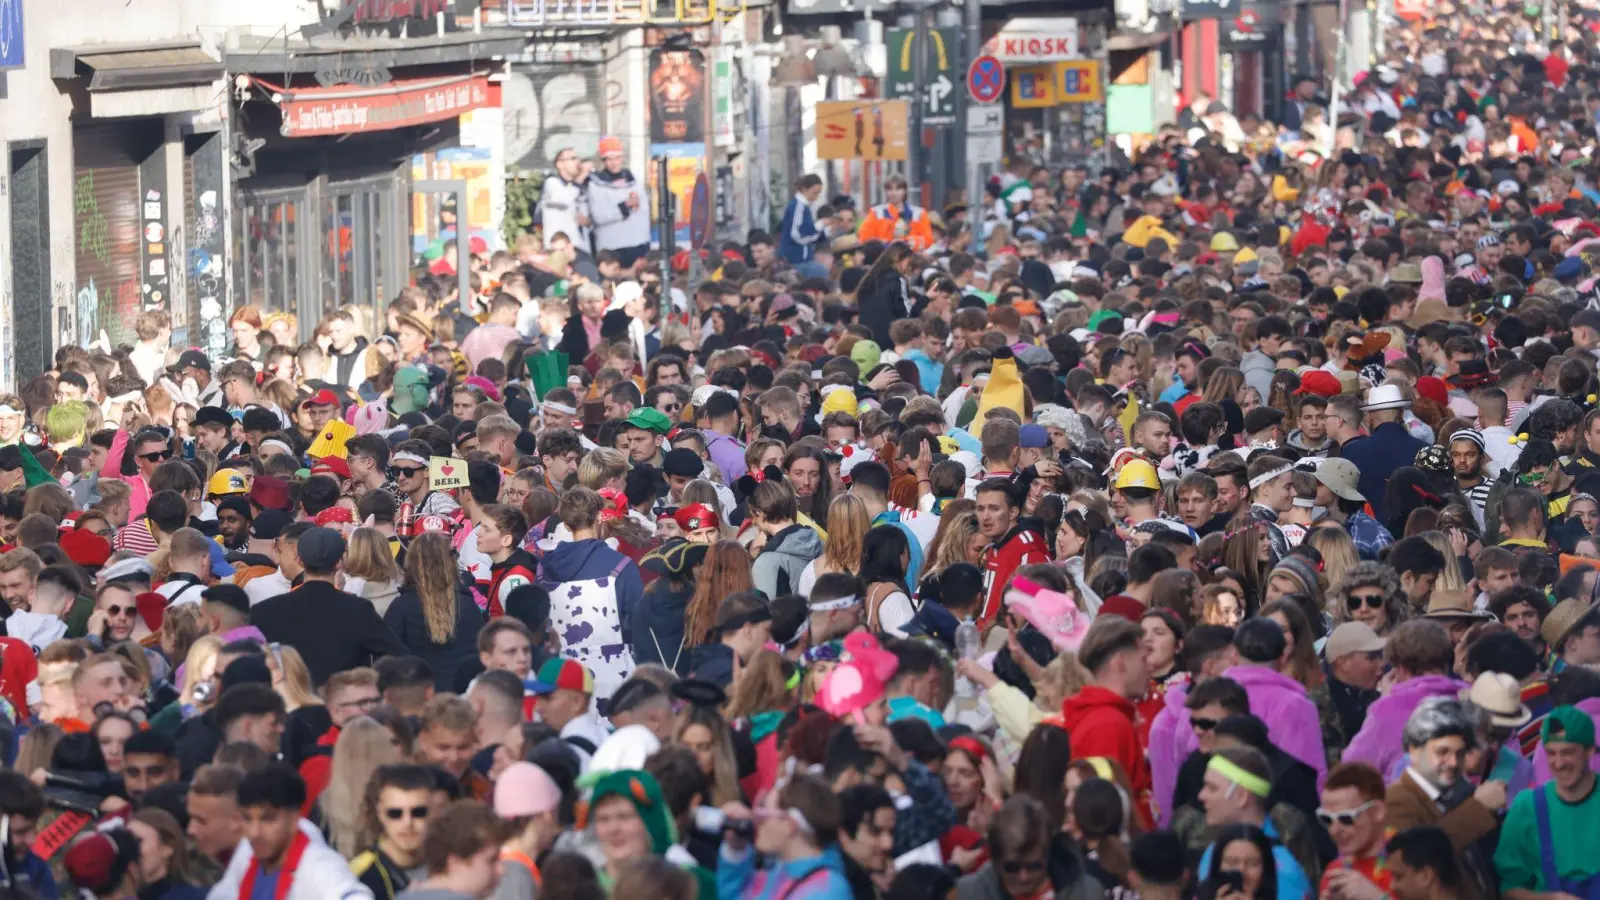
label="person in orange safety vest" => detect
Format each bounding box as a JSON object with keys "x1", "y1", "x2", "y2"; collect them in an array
[{"x1": 859, "y1": 174, "x2": 935, "y2": 250}]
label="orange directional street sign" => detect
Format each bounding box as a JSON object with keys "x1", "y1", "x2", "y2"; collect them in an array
[{"x1": 816, "y1": 100, "x2": 908, "y2": 161}]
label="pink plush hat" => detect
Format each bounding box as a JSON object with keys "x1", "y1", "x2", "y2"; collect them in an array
[
  {"x1": 1005, "y1": 576, "x2": 1092, "y2": 652},
  {"x1": 493, "y1": 762, "x2": 562, "y2": 818},
  {"x1": 347, "y1": 399, "x2": 389, "y2": 435},
  {"x1": 817, "y1": 660, "x2": 888, "y2": 723},
  {"x1": 464, "y1": 375, "x2": 502, "y2": 402},
  {"x1": 842, "y1": 632, "x2": 899, "y2": 683}
]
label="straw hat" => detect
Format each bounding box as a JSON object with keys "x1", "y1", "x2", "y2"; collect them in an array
[{"x1": 1542, "y1": 598, "x2": 1598, "y2": 649}]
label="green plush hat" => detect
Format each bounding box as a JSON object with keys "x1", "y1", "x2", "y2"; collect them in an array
[
  {"x1": 587, "y1": 770, "x2": 675, "y2": 854},
  {"x1": 391, "y1": 366, "x2": 432, "y2": 415},
  {"x1": 850, "y1": 339, "x2": 882, "y2": 378},
  {"x1": 624, "y1": 407, "x2": 673, "y2": 435}
]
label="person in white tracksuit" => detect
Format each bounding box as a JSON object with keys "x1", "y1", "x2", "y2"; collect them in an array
[
  {"x1": 539, "y1": 147, "x2": 590, "y2": 252},
  {"x1": 587, "y1": 136, "x2": 652, "y2": 270}
]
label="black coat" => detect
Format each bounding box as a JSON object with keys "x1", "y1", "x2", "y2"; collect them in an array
[
  {"x1": 250, "y1": 580, "x2": 409, "y2": 687},
  {"x1": 384, "y1": 583, "x2": 487, "y2": 691},
  {"x1": 856, "y1": 270, "x2": 912, "y2": 348}
]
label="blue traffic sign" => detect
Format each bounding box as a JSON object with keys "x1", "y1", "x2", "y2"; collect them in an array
[{"x1": 968, "y1": 54, "x2": 1005, "y2": 104}]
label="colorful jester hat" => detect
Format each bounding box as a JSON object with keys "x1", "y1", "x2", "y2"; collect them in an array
[{"x1": 585, "y1": 769, "x2": 676, "y2": 854}]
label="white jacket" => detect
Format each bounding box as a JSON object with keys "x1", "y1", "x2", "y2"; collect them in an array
[
  {"x1": 208, "y1": 821, "x2": 373, "y2": 900},
  {"x1": 587, "y1": 168, "x2": 651, "y2": 251},
  {"x1": 540, "y1": 175, "x2": 589, "y2": 250}
]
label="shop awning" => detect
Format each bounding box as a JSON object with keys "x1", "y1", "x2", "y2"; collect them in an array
[
  {"x1": 1106, "y1": 28, "x2": 1174, "y2": 51},
  {"x1": 227, "y1": 30, "x2": 527, "y2": 74},
  {"x1": 260, "y1": 72, "x2": 493, "y2": 138},
  {"x1": 50, "y1": 41, "x2": 223, "y2": 91}
]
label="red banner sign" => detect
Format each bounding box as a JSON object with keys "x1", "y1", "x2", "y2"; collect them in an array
[{"x1": 280, "y1": 75, "x2": 489, "y2": 138}]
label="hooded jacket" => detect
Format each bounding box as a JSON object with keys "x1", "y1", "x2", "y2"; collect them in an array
[
  {"x1": 539, "y1": 537, "x2": 644, "y2": 702},
  {"x1": 751, "y1": 524, "x2": 823, "y2": 600},
  {"x1": 1222, "y1": 664, "x2": 1328, "y2": 786},
  {"x1": 717, "y1": 843, "x2": 854, "y2": 900},
  {"x1": 688, "y1": 641, "x2": 736, "y2": 688},
  {"x1": 588, "y1": 166, "x2": 651, "y2": 251},
  {"x1": 1343, "y1": 673, "x2": 1468, "y2": 775},
  {"x1": 1059, "y1": 685, "x2": 1150, "y2": 797},
  {"x1": 630, "y1": 575, "x2": 695, "y2": 674}
]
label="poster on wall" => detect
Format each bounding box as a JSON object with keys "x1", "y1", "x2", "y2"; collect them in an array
[
  {"x1": 647, "y1": 142, "x2": 705, "y2": 245},
  {"x1": 412, "y1": 147, "x2": 498, "y2": 255},
  {"x1": 649, "y1": 48, "x2": 706, "y2": 144}
]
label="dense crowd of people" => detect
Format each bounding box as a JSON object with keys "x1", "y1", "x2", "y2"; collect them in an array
[{"x1": 12, "y1": 5, "x2": 1600, "y2": 900}]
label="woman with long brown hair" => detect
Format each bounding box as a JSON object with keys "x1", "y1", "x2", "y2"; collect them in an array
[
  {"x1": 798, "y1": 493, "x2": 869, "y2": 596},
  {"x1": 682, "y1": 540, "x2": 755, "y2": 649},
  {"x1": 384, "y1": 532, "x2": 485, "y2": 690}
]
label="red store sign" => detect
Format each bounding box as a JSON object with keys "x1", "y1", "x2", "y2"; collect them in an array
[{"x1": 279, "y1": 74, "x2": 489, "y2": 138}]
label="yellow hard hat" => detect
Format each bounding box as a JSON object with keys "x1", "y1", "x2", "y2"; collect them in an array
[
  {"x1": 208, "y1": 469, "x2": 249, "y2": 496},
  {"x1": 1234, "y1": 247, "x2": 1259, "y2": 265},
  {"x1": 1209, "y1": 232, "x2": 1240, "y2": 252},
  {"x1": 1113, "y1": 459, "x2": 1161, "y2": 491}
]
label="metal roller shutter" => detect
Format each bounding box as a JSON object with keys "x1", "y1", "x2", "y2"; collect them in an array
[{"x1": 72, "y1": 121, "x2": 159, "y2": 348}]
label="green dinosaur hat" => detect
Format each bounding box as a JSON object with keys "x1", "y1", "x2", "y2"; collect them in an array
[{"x1": 586, "y1": 770, "x2": 675, "y2": 854}]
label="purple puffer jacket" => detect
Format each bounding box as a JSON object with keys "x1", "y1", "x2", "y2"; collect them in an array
[
  {"x1": 1342, "y1": 674, "x2": 1468, "y2": 776},
  {"x1": 1224, "y1": 664, "x2": 1328, "y2": 787},
  {"x1": 1532, "y1": 697, "x2": 1600, "y2": 785},
  {"x1": 1149, "y1": 679, "x2": 1191, "y2": 828}
]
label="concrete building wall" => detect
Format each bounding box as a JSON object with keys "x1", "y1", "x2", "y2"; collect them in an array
[{"x1": 0, "y1": 0, "x2": 321, "y2": 384}]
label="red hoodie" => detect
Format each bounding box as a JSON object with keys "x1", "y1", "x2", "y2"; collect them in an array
[{"x1": 1058, "y1": 685, "x2": 1153, "y2": 825}]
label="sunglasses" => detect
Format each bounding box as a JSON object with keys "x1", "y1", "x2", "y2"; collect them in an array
[
  {"x1": 1316, "y1": 800, "x2": 1377, "y2": 828},
  {"x1": 1346, "y1": 593, "x2": 1386, "y2": 611},
  {"x1": 1191, "y1": 716, "x2": 1220, "y2": 732},
  {"x1": 138, "y1": 450, "x2": 173, "y2": 463},
  {"x1": 389, "y1": 466, "x2": 425, "y2": 479},
  {"x1": 383, "y1": 806, "x2": 431, "y2": 821},
  {"x1": 103, "y1": 604, "x2": 135, "y2": 617},
  {"x1": 1002, "y1": 860, "x2": 1045, "y2": 874}
]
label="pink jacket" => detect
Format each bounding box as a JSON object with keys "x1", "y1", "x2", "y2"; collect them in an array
[
  {"x1": 1343, "y1": 674, "x2": 1468, "y2": 777},
  {"x1": 99, "y1": 429, "x2": 152, "y2": 520},
  {"x1": 1149, "y1": 679, "x2": 1191, "y2": 828},
  {"x1": 1224, "y1": 664, "x2": 1328, "y2": 788}
]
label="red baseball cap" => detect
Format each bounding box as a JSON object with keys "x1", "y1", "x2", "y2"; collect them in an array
[
  {"x1": 311, "y1": 457, "x2": 352, "y2": 480},
  {"x1": 300, "y1": 388, "x2": 340, "y2": 408},
  {"x1": 1295, "y1": 371, "x2": 1342, "y2": 397}
]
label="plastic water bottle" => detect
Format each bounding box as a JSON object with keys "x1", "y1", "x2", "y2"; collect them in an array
[{"x1": 955, "y1": 617, "x2": 981, "y2": 698}]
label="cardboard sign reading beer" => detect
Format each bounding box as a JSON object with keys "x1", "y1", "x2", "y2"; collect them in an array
[{"x1": 429, "y1": 456, "x2": 469, "y2": 490}]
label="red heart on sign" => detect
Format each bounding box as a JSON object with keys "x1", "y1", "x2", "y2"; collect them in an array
[{"x1": 440, "y1": 465, "x2": 454, "y2": 476}]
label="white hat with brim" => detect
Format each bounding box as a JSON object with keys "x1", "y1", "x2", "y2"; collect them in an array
[
  {"x1": 1463, "y1": 671, "x2": 1533, "y2": 728},
  {"x1": 1361, "y1": 383, "x2": 1412, "y2": 411}
]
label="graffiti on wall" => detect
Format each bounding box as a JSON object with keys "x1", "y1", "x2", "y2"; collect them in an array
[
  {"x1": 191, "y1": 189, "x2": 227, "y2": 362},
  {"x1": 502, "y1": 65, "x2": 604, "y2": 171}
]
